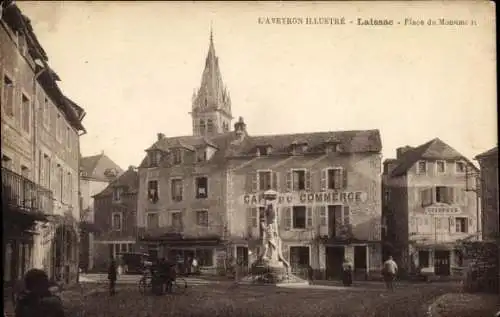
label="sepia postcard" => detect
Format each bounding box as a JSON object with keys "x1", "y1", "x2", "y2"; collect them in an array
[{"x1": 1, "y1": 1, "x2": 498, "y2": 317}]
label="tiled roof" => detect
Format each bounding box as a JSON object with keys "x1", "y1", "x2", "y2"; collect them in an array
[
  {"x1": 474, "y1": 146, "x2": 498, "y2": 160},
  {"x1": 94, "y1": 168, "x2": 139, "y2": 198},
  {"x1": 80, "y1": 153, "x2": 123, "y2": 180},
  {"x1": 390, "y1": 138, "x2": 472, "y2": 177},
  {"x1": 139, "y1": 129, "x2": 381, "y2": 168}
]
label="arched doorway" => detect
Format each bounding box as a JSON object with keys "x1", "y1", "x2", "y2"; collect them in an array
[{"x1": 53, "y1": 225, "x2": 79, "y2": 284}]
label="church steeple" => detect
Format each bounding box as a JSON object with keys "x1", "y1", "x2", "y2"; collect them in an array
[{"x1": 191, "y1": 27, "x2": 233, "y2": 137}]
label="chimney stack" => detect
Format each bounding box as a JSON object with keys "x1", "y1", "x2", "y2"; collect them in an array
[
  {"x1": 157, "y1": 133, "x2": 165, "y2": 141},
  {"x1": 396, "y1": 146, "x2": 413, "y2": 159},
  {"x1": 234, "y1": 116, "x2": 247, "y2": 136},
  {"x1": 128, "y1": 165, "x2": 136, "y2": 171}
]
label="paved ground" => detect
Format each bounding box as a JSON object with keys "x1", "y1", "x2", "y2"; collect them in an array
[
  {"x1": 60, "y1": 280, "x2": 461, "y2": 317},
  {"x1": 429, "y1": 293, "x2": 500, "y2": 317},
  {"x1": 79, "y1": 273, "x2": 221, "y2": 286}
]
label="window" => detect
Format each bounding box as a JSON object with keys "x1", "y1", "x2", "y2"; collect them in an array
[
  {"x1": 22, "y1": 94, "x2": 30, "y2": 133},
  {"x1": 147, "y1": 180, "x2": 159, "y2": 203},
  {"x1": 56, "y1": 114, "x2": 62, "y2": 142},
  {"x1": 67, "y1": 172, "x2": 72, "y2": 205},
  {"x1": 2, "y1": 75, "x2": 14, "y2": 116},
  {"x1": 435, "y1": 186, "x2": 453, "y2": 204},
  {"x1": 293, "y1": 170, "x2": 306, "y2": 191},
  {"x1": 417, "y1": 161, "x2": 427, "y2": 174},
  {"x1": 249, "y1": 208, "x2": 259, "y2": 228},
  {"x1": 149, "y1": 151, "x2": 161, "y2": 166},
  {"x1": 258, "y1": 171, "x2": 272, "y2": 191},
  {"x1": 171, "y1": 179, "x2": 183, "y2": 201},
  {"x1": 455, "y1": 217, "x2": 468, "y2": 233},
  {"x1": 326, "y1": 168, "x2": 344, "y2": 190},
  {"x1": 171, "y1": 211, "x2": 182, "y2": 229},
  {"x1": 195, "y1": 177, "x2": 208, "y2": 199},
  {"x1": 2, "y1": 155, "x2": 13, "y2": 169},
  {"x1": 41, "y1": 154, "x2": 51, "y2": 188},
  {"x1": 173, "y1": 149, "x2": 182, "y2": 164},
  {"x1": 113, "y1": 187, "x2": 123, "y2": 202},
  {"x1": 196, "y1": 249, "x2": 213, "y2": 266},
  {"x1": 199, "y1": 120, "x2": 206, "y2": 134},
  {"x1": 292, "y1": 206, "x2": 307, "y2": 229},
  {"x1": 146, "y1": 212, "x2": 159, "y2": 229},
  {"x1": 197, "y1": 149, "x2": 207, "y2": 162},
  {"x1": 112, "y1": 212, "x2": 122, "y2": 231},
  {"x1": 455, "y1": 161, "x2": 465, "y2": 174},
  {"x1": 43, "y1": 97, "x2": 49, "y2": 127},
  {"x1": 66, "y1": 127, "x2": 71, "y2": 148},
  {"x1": 436, "y1": 161, "x2": 446, "y2": 174},
  {"x1": 289, "y1": 246, "x2": 310, "y2": 268},
  {"x1": 207, "y1": 119, "x2": 214, "y2": 133},
  {"x1": 196, "y1": 210, "x2": 208, "y2": 227},
  {"x1": 319, "y1": 207, "x2": 327, "y2": 226}
]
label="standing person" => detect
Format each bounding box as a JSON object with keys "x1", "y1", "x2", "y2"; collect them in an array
[
  {"x1": 342, "y1": 258, "x2": 353, "y2": 286},
  {"x1": 382, "y1": 256, "x2": 398, "y2": 291},
  {"x1": 15, "y1": 269, "x2": 65, "y2": 317},
  {"x1": 306, "y1": 264, "x2": 314, "y2": 285},
  {"x1": 191, "y1": 257, "x2": 198, "y2": 275},
  {"x1": 108, "y1": 258, "x2": 117, "y2": 296}
]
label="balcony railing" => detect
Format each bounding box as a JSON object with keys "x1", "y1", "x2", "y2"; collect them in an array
[{"x1": 2, "y1": 167, "x2": 53, "y2": 215}]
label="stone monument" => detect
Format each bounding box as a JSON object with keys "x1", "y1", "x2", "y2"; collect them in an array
[{"x1": 245, "y1": 189, "x2": 308, "y2": 285}]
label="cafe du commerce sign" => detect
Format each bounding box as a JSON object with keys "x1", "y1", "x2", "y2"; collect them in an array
[{"x1": 242, "y1": 191, "x2": 368, "y2": 206}]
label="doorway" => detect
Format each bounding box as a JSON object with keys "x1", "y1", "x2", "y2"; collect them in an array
[
  {"x1": 354, "y1": 246, "x2": 367, "y2": 280},
  {"x1": 327, "y1": 205, "x2": 342, "y2": 237},
  {"x1": 418, "y1": 250, "x2": 430, "y2": 268},
  {"x1": 289, "y1": 246, "x2": 310, "y2": 271},
  {"x1": 325, "y1": 246, "x2": 344, "y2": 280},
  {"x1": 236, "y1": 246, "x2": 249, "y2": 266},
  {"x1": 434, "y1": 250, "x2": 450, "y2": 276}
]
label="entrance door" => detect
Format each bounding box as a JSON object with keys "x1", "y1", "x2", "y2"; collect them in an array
[
  {"x1": 434, "y1": 250, "x2": 450, "y2": 276},
  {"x1": 325, "y1": 246, "x2": 344, "y2": 280},
  {"x1": 354, "y1": 246, "x2": 367, "y2": 280},
  {"x1": 418, "y1": 250, "x2": 430, "y2": 268},
  {"x1": 236, "y1": 246, "x2": 249, "y2": 266}
]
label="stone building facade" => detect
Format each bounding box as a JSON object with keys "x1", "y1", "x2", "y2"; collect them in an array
[
  {"x1": 136, "y1": 31, "x2": 383, "y2": 278},
  {"x1": 1, "y1": 2, "x2": 86, "y2": 285},
  {"x1": 79, "y1": 152, "x2": 122, "y2": 271},
  {"x1": 382, "y1": 139, "x2": 480, "y2": 278},
  {"x1": 92, "y1": 166, "x2": 138, "y2": 271},
  {"x1": 474, "y1": 146, "x2": 499, "y2": 241}
]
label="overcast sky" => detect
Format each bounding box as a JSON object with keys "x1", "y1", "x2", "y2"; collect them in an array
[{"x1": 18, "y1": 1, "x2": 497, "y2": 169}]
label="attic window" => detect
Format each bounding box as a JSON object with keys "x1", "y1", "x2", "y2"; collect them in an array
[
  {"x1": 256, "y1": 146, "x2": 272, "y2": 156},
  {"x1": 197, "y1": 148, "x2": 207, "y2": 162},
  {"x1": 291, "y1": 143, "x2": 308, "y2": 155},
  {"x1": 149, "y1": 151, "x2": 161, "y2": 166},
  {"x1": 112, "y1": 187, "x2": 123, "y2": 202},
  {"x1": 173, "y1": 149, "x2": 182, "y2": 164}
]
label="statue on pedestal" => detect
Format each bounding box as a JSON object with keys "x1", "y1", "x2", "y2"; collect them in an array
[{"x1": 253, "y1": 190, "x2": 290, "y2": 281}]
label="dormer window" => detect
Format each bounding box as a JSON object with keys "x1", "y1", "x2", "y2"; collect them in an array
[
  {"x1": 324, "y1": 139, "x2": 341, "y2": 154},
  {"x1": 455, "y1": 161, "x2": 465, "y2": 174},
  {"x1": 291, "y1": 142, "x2": 308, "y2": 155},
  {"x1": 417, "y1": 161, "x2": 427, "y2": 175},
  {"x1": 173, "y1": 149, "x2": 182, "y2": 164},
  {"x1": 197, "y1": 148, "x2": 207, "y2": 162},
  {"x1": 149, "y1": 150, "x2": 161, "y2": 166},
  {"x1": 256, "y1": 145, "x2": 272, "y2": 156},
  {"x1": 112, "y1": 187, "x2": 123, "y2": 202}
]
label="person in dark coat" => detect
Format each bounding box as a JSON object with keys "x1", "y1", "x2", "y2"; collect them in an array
[
  {"x1": 342, "y1": 257, "x2": 353, "y2": 286},
  {"x1": 15, "y1": 269, "x2": 65, "y2": 317},
  {"x1": 108, "y1": 258, "x2": 117, "y2": 295}
]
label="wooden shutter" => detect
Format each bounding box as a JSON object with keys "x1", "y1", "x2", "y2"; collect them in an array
[
  {"x1": 343, "y1": 206, "x2": 350, "y2": 225},
  {"x1": 468, "y1": 218, "x2": 473, "y2": 233},
  {"x1": 306, "y1": 206, "x2": 313, "y2": 228},
  {"x1": 343, "y1": 169, "x2": 348, "y2": 189},
  {"x1": 334, "y1": 206, "x2": 342, "y2": 235},
  {"x1": 305, "y1": 169, "x2": 311, "y2": 191},
  {"x1": 159, "y1": 210, "x2": 168, "y2": 227},
  {"x1": 272, "y1": 172, "x2": 279, "y2": 191},
  {"x1": 249, "y1": 207, "x2": 257, "y2": 228},
  {"x1": 449, "y1": 217, "x2": 455, "y2": 233},
  {"x1": 283, "y1": 207, "x2": 292, "y2": 230},
  {"x1": 430, "y1": 187, "x2": 436, "y2": 204},
  {"x1": 246, "y1": 172, "x2": 258, "y2": 193},
  {"x1": 448, "y1": 187, "x2": 454, "y2": 204},
  {"x1": 320, "y1": 169, "x2": 327, "y2": 191},
  {"x1": 286, "y1": 170, "x2": 292, "y2": 192}
]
